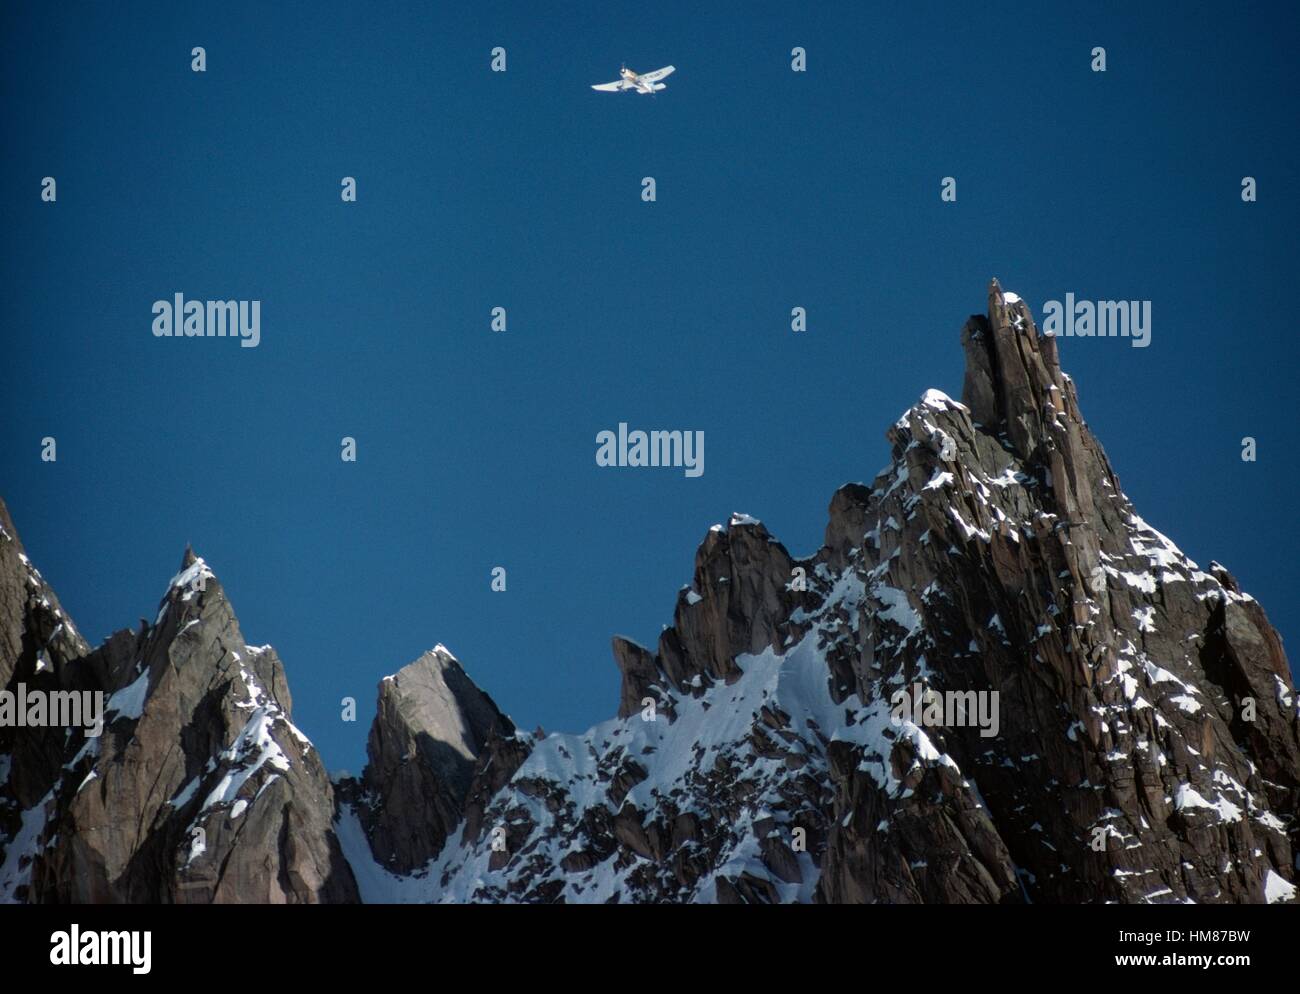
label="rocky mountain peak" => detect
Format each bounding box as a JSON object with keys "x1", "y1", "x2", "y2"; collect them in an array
[
  {"x1": 376, "y1": 645, "x2": 507, "y2": 770},
  {"x1": 346, "y1": 646, "x2": 514, "y2": 875},
  {"x1": 0, "y1": 533, "x2": 356, "y2": 903}
]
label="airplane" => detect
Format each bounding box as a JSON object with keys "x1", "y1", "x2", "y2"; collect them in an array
[{"x1": 591, "y1": 64, "x2": 676, "y2": 95}]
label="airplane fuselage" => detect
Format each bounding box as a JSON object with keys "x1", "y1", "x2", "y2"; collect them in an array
[{"x1": 621, "y1": 68, "x2": 654, "y2": 93}]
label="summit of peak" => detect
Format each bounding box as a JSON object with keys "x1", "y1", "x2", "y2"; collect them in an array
[
  {"x1": 961, "y1": 280, "x2": 1070, "y2": 456},
  {"x1": 988, "y1": 277, "x2": 1025, "y2": 306},
  {"x1": 918, "y1": 388, "x2": 967, "y2": 413},
  {"x1": 385, "y1": 645, "x2": 466, "y2": 687},
  {"x1": 167, "y1": 553, "x2": 214, "y2": 593}
]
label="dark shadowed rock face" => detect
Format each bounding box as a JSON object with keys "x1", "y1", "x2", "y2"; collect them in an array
[
  {"x1": 0, "y1": 503, "x2": 90, "y2": 698},
  {"x1": 4, "y1": 281, "x2": 1298, "y2": 904}
]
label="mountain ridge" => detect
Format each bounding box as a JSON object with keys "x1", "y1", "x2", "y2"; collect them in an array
[{"x1": 3, "y1": 281, "x2": 1296, "y2": 904}]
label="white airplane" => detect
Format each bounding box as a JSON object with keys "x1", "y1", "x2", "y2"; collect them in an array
[{"x1": 591, "y1": 64, "x2": 676, "y2": 95}]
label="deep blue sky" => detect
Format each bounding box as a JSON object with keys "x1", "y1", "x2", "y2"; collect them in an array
[{"x1": 3, "y1": 2, "x2": 1297, "y2": 772}]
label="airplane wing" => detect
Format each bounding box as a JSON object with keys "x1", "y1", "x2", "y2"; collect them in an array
[
  {"x1": 591, "y1": 79, "x2": 627, "y2": 91},
  {"x1": 638, "y1": 65, "x2": 675, "y2": 83}
]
